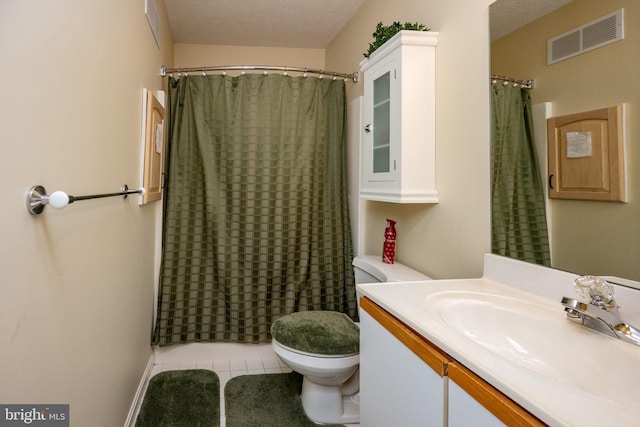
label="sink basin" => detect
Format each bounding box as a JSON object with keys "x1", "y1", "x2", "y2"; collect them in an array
[{"x1": 424, "y1": 290, "x2": 640, "y2": 398}]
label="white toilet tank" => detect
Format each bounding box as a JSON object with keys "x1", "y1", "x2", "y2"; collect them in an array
[{"x1": 353, "y1": 255, "x2": 431, "y2": 283}]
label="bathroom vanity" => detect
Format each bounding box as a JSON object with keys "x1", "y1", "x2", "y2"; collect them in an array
[{"x1": 357, "y1": 254, "x2": 640, "y2": 426}]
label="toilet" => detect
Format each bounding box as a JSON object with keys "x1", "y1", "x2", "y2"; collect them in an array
[{"x1": 271, "y1": 255, "x2": 431, "y2": 424}]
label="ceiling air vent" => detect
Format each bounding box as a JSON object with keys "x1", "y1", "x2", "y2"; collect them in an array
[{"x1": 548, "y1": 8, "x2": 624, "y2": 65}]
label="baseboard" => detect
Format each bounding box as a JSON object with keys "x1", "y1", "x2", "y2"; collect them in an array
[{"x1": 124, "y1": 352, "x2": 156, "y2": 427}]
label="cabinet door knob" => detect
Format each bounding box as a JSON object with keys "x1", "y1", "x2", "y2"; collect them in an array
[{"x1": 364, "y1": 123, "x2": 372, "y2": 133}]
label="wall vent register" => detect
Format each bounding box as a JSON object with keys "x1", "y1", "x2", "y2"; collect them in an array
[{"x1": 548, "y1": 8, "x2": 624, "y2": 65}]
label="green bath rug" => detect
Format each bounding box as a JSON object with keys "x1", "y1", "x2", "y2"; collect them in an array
[
  {"x1": 136, "y1": 369, "x2": 220, "y2": 427},
  {"x1": 225, "y1": 372, "x2": 345, "y2": 427}
]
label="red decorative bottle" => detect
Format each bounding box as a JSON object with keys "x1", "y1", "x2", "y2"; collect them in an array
[{"x1": 382, "y1": 219, "x2": 397, "y2": 264}]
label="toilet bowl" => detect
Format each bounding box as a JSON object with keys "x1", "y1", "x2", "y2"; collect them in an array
[
  {"x1": 271, "y1": 337, "x2": 360, "y2": 424},
  {"x1": 271, "y1": 310, "x2": 360, "y2": 424},
  {"x1": 270, "y1": 255, "x2": 431, "y2": 424}
]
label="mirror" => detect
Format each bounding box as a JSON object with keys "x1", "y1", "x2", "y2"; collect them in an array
[{"x1": 489, "y1": 0, "x2": 639, "y2": 282}]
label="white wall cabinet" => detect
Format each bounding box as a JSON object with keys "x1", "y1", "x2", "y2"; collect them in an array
[
  {"x1": 359, "y1": 30, "x2": 439, "y2": 203},
  {"x1": 360, "y1": 297, "x2": 545, "y2": 427}
]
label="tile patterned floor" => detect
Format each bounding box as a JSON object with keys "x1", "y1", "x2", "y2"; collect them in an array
[
  {"x1": 148, "y1": 355, "x2": 292, "y2": 427},
  {"x1": 135, "y1": 345, "x2": 359, "y2": 427}
]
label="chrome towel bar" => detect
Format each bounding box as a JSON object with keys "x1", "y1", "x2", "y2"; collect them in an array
[{"x1": 27, "y1": 184, "x2": 145, "y2": 215}]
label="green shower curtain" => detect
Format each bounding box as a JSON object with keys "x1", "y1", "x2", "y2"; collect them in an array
[
  {"x1": 153, "y1": 74, "x2": 357, "y2": 346},
  {"x1": 491, "y1": 84, "x2": 551, "y2": 266}
]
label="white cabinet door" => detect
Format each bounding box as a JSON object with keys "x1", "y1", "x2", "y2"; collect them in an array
[
  {"x1": 449, "y1": 380, "x2": 504, "y2": 427},
  {"x1": 447, "y1": 362, "x2": 544, "y2": 427},
  {"x1": 361, "y1": 50, "x2": 400, "y2": 187},
  {"x1": 360, "y1": 308, "x2": 446, "y2": 427}
]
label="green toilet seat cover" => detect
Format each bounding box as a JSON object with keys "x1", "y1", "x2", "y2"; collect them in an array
[{"x1": 271, "y1": 311, "x2": 359, "y2": 356}]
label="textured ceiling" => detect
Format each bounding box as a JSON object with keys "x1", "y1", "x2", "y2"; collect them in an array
[
  {"x1": 490, "y1": 0, "x2": 574, "y2": 40},
  {"x1": 164, "y1": 0, "x2": 366, "y2": 48},
  {"x1": 164, "y1": 0, "x2": 575, "y2": 48}
]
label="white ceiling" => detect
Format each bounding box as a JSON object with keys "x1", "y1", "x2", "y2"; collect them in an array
[
  {"x1": 490, "y1": 0, "x2": 574, "y2": 41},
  {"x1": 163, "y1": 0, "x2": 574, "y2": 48},
  {"x1": 163, "y1": 0, "x2": 366, "y2": 48}
]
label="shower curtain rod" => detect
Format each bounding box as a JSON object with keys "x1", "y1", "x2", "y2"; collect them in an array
[
  {"x1": 491, "y1": 74, "x2": 534, "y2": 89},
  {"x1": 160, "y1": 64, "x2": 359, "y2": 82}
]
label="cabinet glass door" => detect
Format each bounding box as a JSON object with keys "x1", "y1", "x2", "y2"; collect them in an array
[{"x1": 372, "y1": 71, "x2": 391, "y2": 173}]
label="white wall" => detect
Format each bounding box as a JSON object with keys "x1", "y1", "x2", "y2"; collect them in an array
[
  {"x1": 0, "y1": 1, "x2": 173, "y2": 425},
  {"x1": 173, "y1": 43, "x2": 325, "y2": 70},
  {"x1": 327, "y1": 0, "x2": 494, "y2": 278}
]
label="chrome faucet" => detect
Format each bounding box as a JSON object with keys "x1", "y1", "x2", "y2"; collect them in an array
[{"x1": 561, "y1": 276, "x2": 640, "y2": 346}]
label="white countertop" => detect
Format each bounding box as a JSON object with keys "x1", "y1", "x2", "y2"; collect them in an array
[{"x1": 357, "y1": 254, "x2": 640, "y2": 427}]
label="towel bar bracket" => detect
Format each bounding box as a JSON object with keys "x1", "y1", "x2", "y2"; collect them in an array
[{"x1": 27, "y1": 185, "x2": 47, "y2": 215}]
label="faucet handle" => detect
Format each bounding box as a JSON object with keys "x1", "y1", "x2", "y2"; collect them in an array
[{"x1": 574, "y1": 275, "x2": 614, "y2": 305}]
